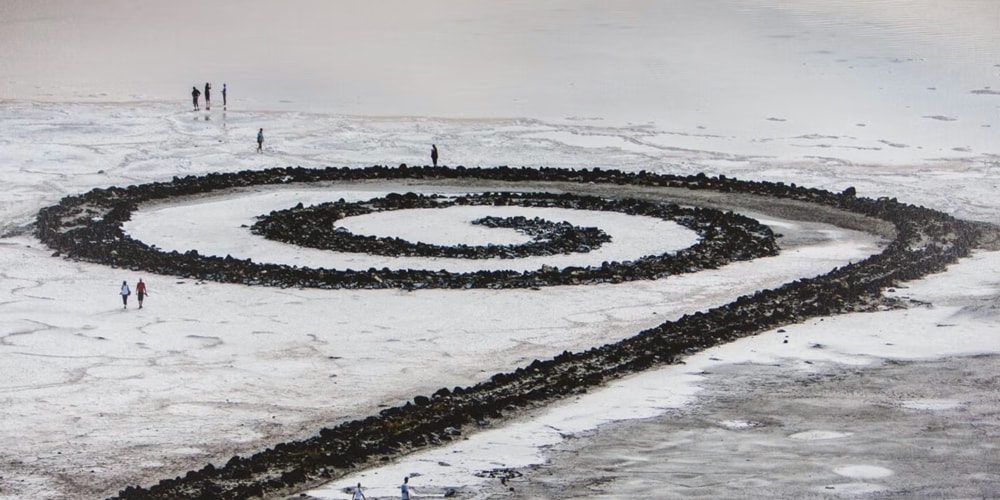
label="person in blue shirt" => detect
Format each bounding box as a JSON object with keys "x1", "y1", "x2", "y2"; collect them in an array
[
  {"x1": 400, "y1": 476, "x2": 414, "y2": 500},
  {"x1": 352, "y1": 482, "x2": 367, "y2": 500},
  {"x1": 119, "y1": 281, "x2": 131, "y2": 309}
]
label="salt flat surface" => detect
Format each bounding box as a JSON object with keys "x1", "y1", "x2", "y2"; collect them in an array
[{"x1": 0, "y1": 1, "x2": 999, "y2": 498}]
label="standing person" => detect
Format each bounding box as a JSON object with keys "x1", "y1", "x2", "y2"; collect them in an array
[
  {"x1": 135, "y1": 279, "x2": 147, "y2": 309},
  {"x1": 400, "y1": 476, "x2": 413, "y2": 500},
  {"x1": 257, "y1": 128, "x2": 264, "y2": 153},
  {"x1": 204, "y1": 82, "x2": 211, "y2": 110},
  {"x1": 352, "y1": 482, "x2": 367, "y2": 500},
  {"x1": 191, "y1": 86, "x2": 201, "y2": 111},
  {"x1": 222, "y1": 83, "x2": 227, "y2": 110},
  {"x1": 431, "y1": 144, "x2": 438, "y2": 167},
  {"x1": 120, "y1": 281, "x2": 131, "y2": 309}
]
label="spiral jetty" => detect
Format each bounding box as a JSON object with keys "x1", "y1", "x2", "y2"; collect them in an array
[{"x1": 34, "y1": 165, "x2": 985, "y2": 499}]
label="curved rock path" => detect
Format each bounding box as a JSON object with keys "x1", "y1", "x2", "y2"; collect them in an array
[{"x1": 35, "y1": 166, "x2": 988, "y2": 499}]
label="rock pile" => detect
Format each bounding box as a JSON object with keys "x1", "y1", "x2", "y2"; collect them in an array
[
  {"x1": 36, "y1": 178, "x2": 779, "y2": 289},
  {"x1": 31, "y1": 166, "x2": 983, "y2": 500}
]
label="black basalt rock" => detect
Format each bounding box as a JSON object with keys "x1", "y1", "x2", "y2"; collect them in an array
[
  {"x1": 38, "y1": 181, "x2": 780, "y2": 290},
  {"x1": 45, "y1": 166, "x2": 982, "y2": 500}
]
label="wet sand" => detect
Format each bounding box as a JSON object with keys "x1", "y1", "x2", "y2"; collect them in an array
[{"x1": 485, "y1": 354, "x2": 1000, "y2": 499}]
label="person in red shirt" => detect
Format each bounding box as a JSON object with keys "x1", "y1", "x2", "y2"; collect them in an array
[{"x1": 136, "y1": 279, "x2": 148, "y2": 309}]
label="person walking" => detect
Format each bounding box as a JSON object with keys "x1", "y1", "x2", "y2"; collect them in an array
[
  {"x1": 257, "y1": 128, "x2": 264, "y2": 153},
  {"x1": 351, "y1": 482, "x2": 367, "y2": 500},
  {"x1": 431, "y1": 144, "x2": 439, "y2": 167},
  {"x1": 135, "y1": 279, "x2": 147, "y2": 309},
  {"x1": 400, "y1": 476, "x2": 413, "y2": 500},
  {"x1": 191, "y1": 86, "x2": 201, "y2": 111},
  {"x1": 120, "y1": 280, "x2": 131, "y2": 309},
  {"x1": 204, "y1": 82, "x2": 211, "y2": 110},
  {"x1": 222, "y1": 83, "x2": 227, "y2": 110}
]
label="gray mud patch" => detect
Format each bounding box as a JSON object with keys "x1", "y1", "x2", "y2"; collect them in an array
[{"x1": 504, "y1": 355, "x2": 1000, "y2": 499}]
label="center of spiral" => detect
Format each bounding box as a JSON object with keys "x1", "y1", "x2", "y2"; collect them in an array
[{"x1": 251, "y1": 193, "x2": 613, "y2": 259}]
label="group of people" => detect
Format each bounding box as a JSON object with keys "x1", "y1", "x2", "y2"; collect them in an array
[
  {"x1": 187, "y1": 86, "x2": 444, "y2": 161},
  {"x1": 191, "y1": 82, "x2": 227, "y2": 111},
  {"x1": 350, "y1": 476, "x2": 414, "y2": 499},
  {"x1": 188, "y1": 83, "x2": 267, "y2": 153},
  {"x1": 119, "y1": 279, "x2": 148, "y2": 309}
]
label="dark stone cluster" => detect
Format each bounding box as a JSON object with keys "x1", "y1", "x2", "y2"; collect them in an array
[
  {"x1": 34, "y1": 172, "x2": 779, "y2": 289},
  {"x1": 250, "y1": 192, "x2": 616, "y2": 259},
  {"x1": 33, "y1": 166, "x2": 985, "y2": 500},
  {"x1": 473, "y1": 214, "x2": 608, "y2": 256}
]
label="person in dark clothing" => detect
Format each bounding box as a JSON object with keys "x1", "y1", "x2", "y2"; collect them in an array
[
  {"x1": 431, "y1": 144, "x2": 438, "y2": 167},
  {"x1": 257, "y1": 128, "x2": 264, "y2": 153},
  {"x1": 222, "y1": 83, "x2": 227, "y2": 109},
  {"x1": 191, "y1": 86, "x2": 201, "y2": 111},
  {"x1": 204, "y1": 82, "x2": 211, "y2": 110}
]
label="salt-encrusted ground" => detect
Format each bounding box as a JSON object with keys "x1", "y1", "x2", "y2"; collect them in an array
[{"x1": 1, "y1": 1, "x2": 998, "y2": 499}]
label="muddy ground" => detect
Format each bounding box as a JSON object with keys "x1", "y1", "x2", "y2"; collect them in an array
[{"x1": 491, "y1": 354, "x2": 1000, "y2": 499}]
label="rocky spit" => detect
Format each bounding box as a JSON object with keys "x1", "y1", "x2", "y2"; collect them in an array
[
  {"x1": 251, "y1": 192, "x2": 619, "y2": 260},
  {"x1": 34, "y1": 166, "x2": 984, "y2": 499}
]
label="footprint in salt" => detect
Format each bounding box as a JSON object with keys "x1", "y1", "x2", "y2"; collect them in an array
[
  {"x1": 718, "y1": 419, "x2": 764, "y2": 429},
  {"x1": 834, "y1": 464, "x2": 894, "y2": 479},
  {"x1": 789, "y1": 430, "x2": 853, "y2": 440},
  {"x1": 817, "y1": 465, "x2": 895, "y2": 496},
  {"x1": 564, "y1": 311, "x2": 609, "y2": 324},
  {"x1": 900, "y1": 399, "x2": 964, "y2": 411},
  {"x1": 820, "y1": 482, "x2": 892, "y2": 495}
]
